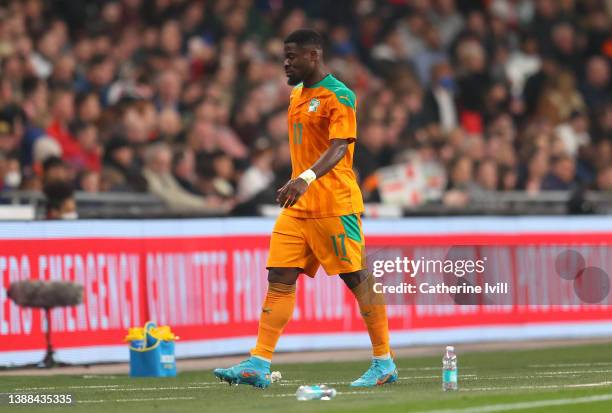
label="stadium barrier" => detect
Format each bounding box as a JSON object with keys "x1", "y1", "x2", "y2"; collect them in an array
[
  {"x1": 0, "y1": 216, "x2": 611, "y2": 366},
  {"x1": 2, "y1": 190, "x2": 612, "y2": 219}
]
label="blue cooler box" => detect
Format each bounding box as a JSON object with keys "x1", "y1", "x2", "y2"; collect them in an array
[{"x1": 129, "y1": 322, "x2": 177, "y2": 377}]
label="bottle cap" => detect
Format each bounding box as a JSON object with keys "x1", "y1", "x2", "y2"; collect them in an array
[{"x1": 446, "y1": 346, "x2": 454, "y2": 352}]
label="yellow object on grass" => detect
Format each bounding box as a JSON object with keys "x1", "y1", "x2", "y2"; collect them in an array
[
  {"x1": 124, "y1": 324, "x2": 179, "y2": 343},
  {"x1": 150, "y1": 326, "x2": 180, "y2": 341},
  {"x1": 124, "y1": 327, "x2": 145, "y2": 342}
]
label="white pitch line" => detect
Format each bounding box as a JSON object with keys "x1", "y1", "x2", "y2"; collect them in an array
[
  {"x1": 412, "y1": 393, "x2": 612, "y2": 413},
  {"x1": 100, "y1": 386, "x2": 214, "y2": 391},
  {"x1": 77, "y1": 396, "x2": 196, "y2": 404},
  {"x1": 82, "y1": 375, "x2": 119, "y2": 379},
  {"x1": 400, "y1": 374, "x2": 478, "y2": 380},
  {"x1": 473, "y1": 375, "x2": 575, "y2": 380},
  {"x1": 530, "y1": 362, "x2": 612, "y2": 368},
  {"x1": 15, "y1": 385, "x2": 213, "y2": 392},
  {"x1": 474, "y1": 372, "x2": 611, "y2": 380},
  {"x1": 263, "y1": 390, "x2": 385, "y2": 398},
  {"x1": 190, "y1": 380, "x2": 304, "y2": 385},
  {"x1": 399, "y1": 367, "x2": 474, "y2": 371},
  {"x1": 532, "y1": 369, "x2": 612, "y2": 376},
  {"x1": 116, "y1": 396, "x2": 196, "y2": 402},
  {"x1": 15, "y1": 385, "x2": 121, "y2": 391},
  {"x1": 464, "y1": 381, "x2": 612, "y2": 392},
  {"x1": 301, "y1": 374, "x2": 479, "y2": 386}
]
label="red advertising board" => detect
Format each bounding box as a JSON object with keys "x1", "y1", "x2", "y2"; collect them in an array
[{"x1": 0, "y1": 218, "x2": 611, "y2": 364}]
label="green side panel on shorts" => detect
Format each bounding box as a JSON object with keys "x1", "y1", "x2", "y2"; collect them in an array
[{"x1": 340, "y1": 214, "x2": 362, "y2": 242}]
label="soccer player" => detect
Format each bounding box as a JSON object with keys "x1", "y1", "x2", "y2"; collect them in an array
[{"x1": 214, "y1": 29, "x2": 397, "y2": 388}]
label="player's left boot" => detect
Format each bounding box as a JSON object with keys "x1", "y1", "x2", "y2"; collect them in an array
[
  {"x1": 213, "y1": 357, "x2": 271, "y2": 389},
  {"x1": 350, "y1": 358, "x2": 398, "y2": 387}
]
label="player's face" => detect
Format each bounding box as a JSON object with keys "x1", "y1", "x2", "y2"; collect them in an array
[{"x1": 284, "y1": 43, "x2": 315, "y2": 86}]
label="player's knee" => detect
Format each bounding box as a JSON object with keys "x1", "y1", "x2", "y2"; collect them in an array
[
  {"x1": 340, "y1": 269, "x2": 368, "y2": 290},
  {"x1": 268, "y1": 268, "x2": 300, "y2": 285}
]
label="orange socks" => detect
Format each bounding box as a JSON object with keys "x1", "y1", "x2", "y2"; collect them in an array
[
  {"x1": 250, "y1": 282, "x2": 296, "y2": 361},
  {"x1": 250, "y1": 278, "x2": 389, "y2": 360},
  {"x1": 350, "y1": 276, "x2": 391, "y2": 357}
]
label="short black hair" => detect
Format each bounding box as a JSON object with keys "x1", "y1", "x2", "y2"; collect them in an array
[
  {"x1": 42, "y1": 156, "x2": 66, "y2": 174},
  {"x1": 44, "y1": 180, "x2": 74, "y2": 212},
  {"x1": 22, "y1": 76, "x2": 44, "y2": 97},
  {"x1": 284, "y1": 29, "x2": 323, "y2": 48},
  {"x1": 75, "y1": 91, "x2": 96, "y2": 107},
  {"x1": 70, "y1": 120, "x2": 94, "y2": 136}
]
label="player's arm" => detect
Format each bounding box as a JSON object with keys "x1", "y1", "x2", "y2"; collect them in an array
[{"x1": 276, "y1": 138, "x2": 352, "y2": 207}]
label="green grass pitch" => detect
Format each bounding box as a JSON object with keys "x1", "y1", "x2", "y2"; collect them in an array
[{"x1": 1, "y1": 342, "x2": 612, "y2": 412}]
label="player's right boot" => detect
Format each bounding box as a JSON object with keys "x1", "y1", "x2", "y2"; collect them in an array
[
  {"x1": 213, "y1": 356, "x2": 271, "y2": 389},
  {"x1": 350, "y1": 358, "x2": 398, "y2": 387}
]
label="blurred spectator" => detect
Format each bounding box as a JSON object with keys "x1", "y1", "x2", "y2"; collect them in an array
[
  {"x1": 354, "y1": 122, "x2": 393, "y2": 184},
  {"x1": 413, "y1": 25, "x2": 447, "y2": 85},
  {"x1": 500, "y1": 166, "x2": 518, "y2": 191},
  {"x1": 447, "y1": 155, "x2": 474, "y2": 191},
  {"x1": 102, "y1": 137, "x2": 147, "y2": 192},
  {"x1": 537, "y1": 71, "x2": 585, "y2": 124},
  {"x1": 32, "y1": 136, "x2": 62, "y2": 169},
  {"x1": 236, "y1": 138, "x2": 275, "y2": 203},
  {"x1": 155, "y1": 70, "x2": 182, "y2": 112},
  {"x1": 158, "y1": 108, "x2": 183, "y2": 143},
  {"x1": 142, "y1": 142, "x2": 219, "y2": 211},
  {"x1": 523, "y1": 56, "x2": 560, "y2": 116},
  {"x1": 580, "y1": 56, "x2": 611, "y2": 110},
  {"x1": 423, "y1": 61, "x2": 458, "y2": 133},
  {"x1": 42, "y1": 156, "x2": 69, "y2": 185},
  {"x1": 550, "y1": 22, "x2": 583, "y2": 75},
  {"x1": 75, "y1": 92, "x2": 102, "y2": 124},
  {"x1": 0, "y1": 0, "x2": 609, "y2": 217},
  {"x1": 0, "y1": 104, "x2": 26, "y2": 155},
  {"x1": 521, "y1": 150, "x2": 549, "y2": 194},
  {"x1": 78, "y1": 170, "x2": 100, "y2": 193},
  {"x1": 555, "y1": 111, "x2": 590, "y2": 158},
  {"x1": 46, "y1": 88, "x2": 78, "y2": 158},
  {"x1": 2, "y1": 155, "x2": 22, "y2": 191},
  {"x1": 370, "y1": 25, "x2": 412, "y2": 79},
  {"x1": 44, "y1": 180, "x2": 77, "y2": 220},
  {"x1": 542, "y1": 155, "x2": 577, "y2": 190},
  {"x1": 209, "y1": 151, "x2": 236, "y2": 199},
  {"x1": 430, "y1": 0, "x2": 464, "y2": 48},
  {"x1": 505, "y1": 34, "x2": 541, "y2": 98},
  {"x1": 596, "y1": 165, "x2": 612, "y2": 192},
  {"x1": 530, "y1": 0, "x2": 561, "y2": 52},
  {"x1": 474, "y1": 159, "x2": 499, "y2": 192},
  {"x1": 66, "y1": 122, "x2": 102, "y2": 172},
  {"x1": 456, "y1": 39, "x2": 490, "y2": 133},
  {"x1": 397, "y1": 13, "x2": 427, "y2": 59},
  {"x1": 173, "y1": 148, "x2": 199, "y2": 195}
]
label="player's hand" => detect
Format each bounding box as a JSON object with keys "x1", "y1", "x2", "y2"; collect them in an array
[{"x1": 276, "y1": 178, "x2": 309, "y2": 208}]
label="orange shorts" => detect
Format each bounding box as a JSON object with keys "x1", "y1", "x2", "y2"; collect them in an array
[{"x1": 266, "y1": 213, "x2": 366, "y2": 277}]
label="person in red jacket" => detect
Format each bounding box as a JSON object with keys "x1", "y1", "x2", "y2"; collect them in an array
[{"x1": 46, "y1": 88, "x2": 79, "y2": 160}]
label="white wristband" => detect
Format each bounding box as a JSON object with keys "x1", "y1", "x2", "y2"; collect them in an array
[{"x1": 298, "y1": 169, "x2": 317, "y2": 185}]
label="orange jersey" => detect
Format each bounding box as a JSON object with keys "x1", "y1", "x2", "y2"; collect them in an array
[{"x1": 284, "y1": 74, "x2": 364, "y2": 218}]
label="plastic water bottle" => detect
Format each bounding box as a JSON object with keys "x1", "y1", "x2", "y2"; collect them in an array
[
  {"x1": 295, "y1": 385, "x2": 337, "y2": 400},
  {"x1": 442, "y1": 345, "x2": 458, "y2": 391}
]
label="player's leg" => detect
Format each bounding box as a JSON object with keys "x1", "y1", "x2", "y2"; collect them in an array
[
  {"x1": 214, "y1": 214, "x2": 315, "y2": 388},
  {"x1": 250, "y1": 268, "x2": 300, "y2": 361},
  {"x1": 340, "y1": 270, "x2": 391, "y2": 357},
  {"x1": 340, "y1": 269, "x2": 398, "y2": 387},
  {"x1": 307, "y1": 214, "x2": 397, "y2": 387},
  {"x1": 213, "y1": 268, "x2": 300, "y2": 388}
]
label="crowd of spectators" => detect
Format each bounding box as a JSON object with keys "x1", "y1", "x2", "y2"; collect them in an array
[{"x1": 0, "y1": 0, "x2": 610, "y2": 215}]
